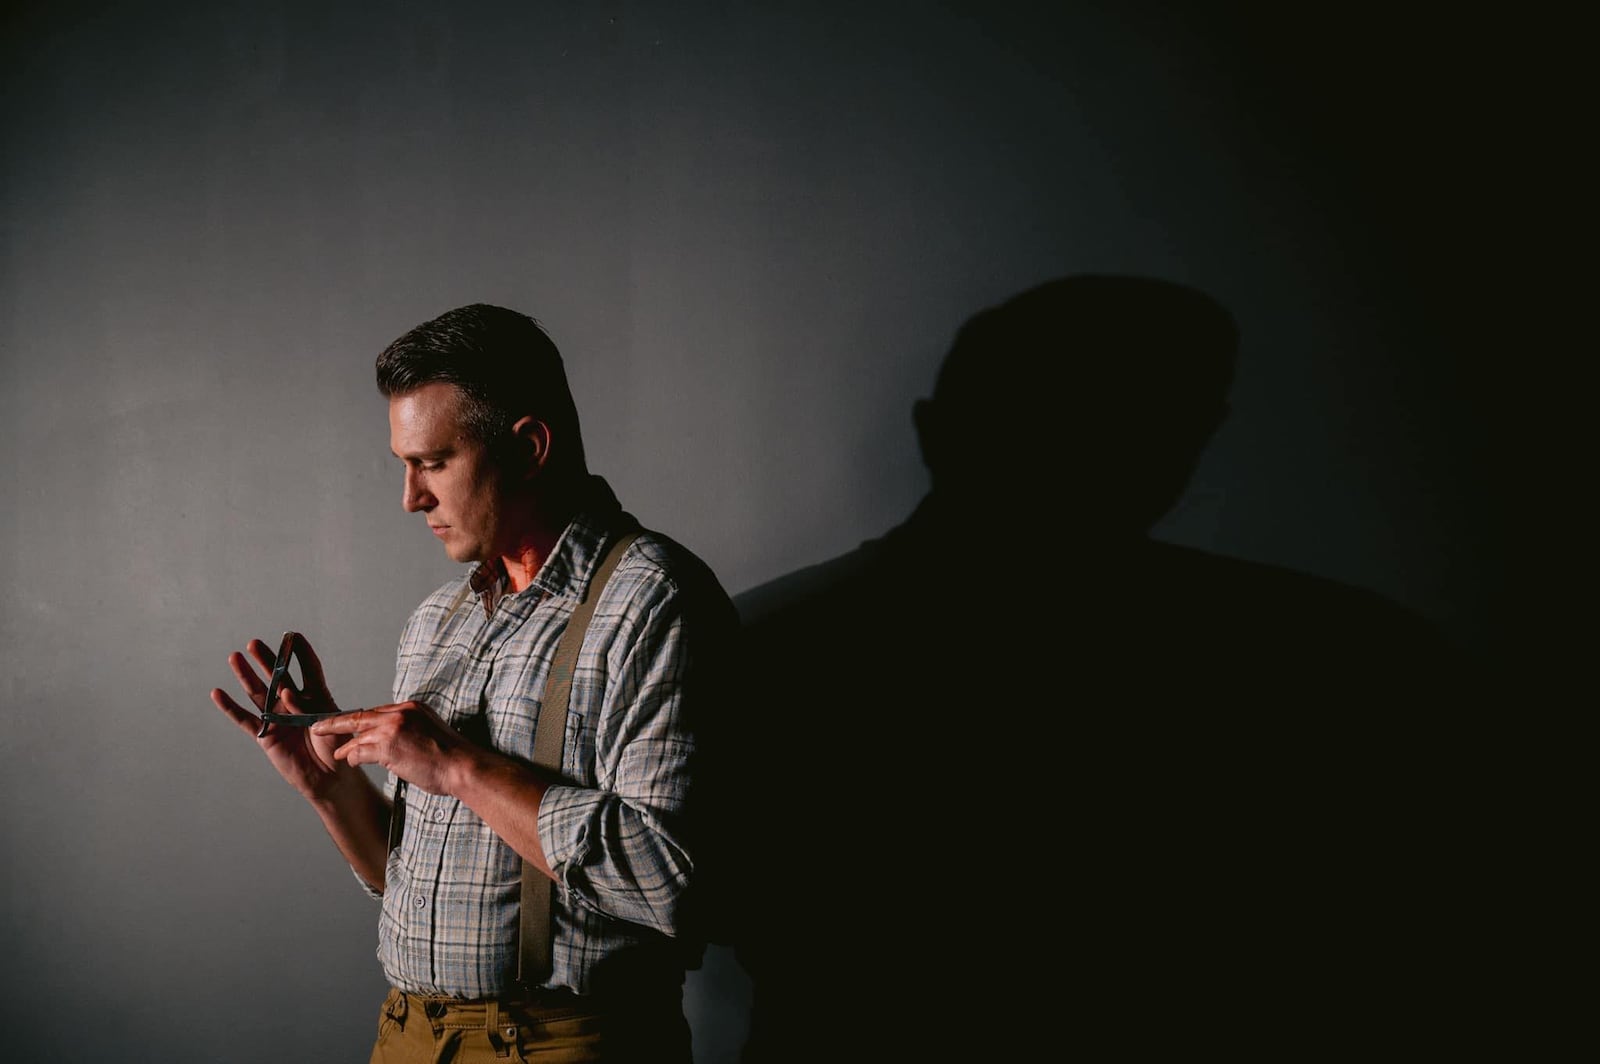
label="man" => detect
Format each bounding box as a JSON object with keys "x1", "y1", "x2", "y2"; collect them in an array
[
  {"x1": 729, "y1": 276, "x2": 1469, "y2": 1060},
  {"x1": 211, "y1": 303, "x2": 736, "y2": 1063}
]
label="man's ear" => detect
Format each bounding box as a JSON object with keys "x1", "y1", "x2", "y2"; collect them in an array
[{"x1": 509, "y1": 416, "x2": 553, "y2": 479}]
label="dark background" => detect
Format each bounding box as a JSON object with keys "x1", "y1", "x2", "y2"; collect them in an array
[{"x1": 1, "y1": 2, "x2": 1514, "y2": 1060}]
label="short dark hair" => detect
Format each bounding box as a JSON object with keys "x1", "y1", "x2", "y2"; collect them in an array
[{"x1": 376, "y1": 303, "x2": 585, "y2": 469}]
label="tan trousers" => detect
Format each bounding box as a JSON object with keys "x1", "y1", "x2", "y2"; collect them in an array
[{"x1": 368, "y1": 987, "x2": 691, "y2": 1064}]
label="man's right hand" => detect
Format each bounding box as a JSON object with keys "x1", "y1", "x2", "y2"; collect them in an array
[{"x1": 210, "y1": 634, "x2": 363, "y2": 803}]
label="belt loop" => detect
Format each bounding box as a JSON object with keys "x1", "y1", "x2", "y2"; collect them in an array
[
  {"x1": 485, "y1": 999, "x2": 514, "y2": 1058},
  {"x1": 384, "y1": 988, "x2": 408, "y2": 1031}
]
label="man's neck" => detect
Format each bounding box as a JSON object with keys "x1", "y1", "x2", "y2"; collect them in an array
[
  {"x1": 498, "y1": 476, "x2": 587, "y2": 593},
  {"x1": 500, "y1": 535, "x2": 555, "y2": 594}
]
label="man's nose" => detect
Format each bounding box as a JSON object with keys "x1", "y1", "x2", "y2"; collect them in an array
[{"x1": 402, "y1": 469, "x2": 433, "y2": 512}]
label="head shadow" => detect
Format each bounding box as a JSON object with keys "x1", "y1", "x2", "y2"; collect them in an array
[{"x1": 911, "y1": 274, "x2": 1238, "y2": 539}]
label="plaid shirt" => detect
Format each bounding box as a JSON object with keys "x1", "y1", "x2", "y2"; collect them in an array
[{"x1": 364, "y1": 477, "x2": 732, "y2": 999}]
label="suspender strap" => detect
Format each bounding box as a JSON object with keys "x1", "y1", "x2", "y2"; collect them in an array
[{"x1": 517, "y1": 529, "x2": 640, "y2": 988}]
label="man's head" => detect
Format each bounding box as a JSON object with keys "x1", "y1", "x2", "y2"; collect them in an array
[
  {"x1": 377, "y1": 303, "x2": 586, "y2": 469},
  {"x1": 377, "y1": 304, "x2": 588, "y2": 564},
  {"x1": 915, "y1": 275, "x2": 1239, "y2": 536}
]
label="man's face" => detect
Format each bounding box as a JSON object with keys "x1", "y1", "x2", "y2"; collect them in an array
[{"x1": 389, "y1": 382, "x2": 511, "y2": 565}]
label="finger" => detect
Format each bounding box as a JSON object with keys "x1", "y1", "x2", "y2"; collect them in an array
[
  {"x1": 332, "y1": 726, "x2": 378, "y2": 764},
  {"x1": 279, "y1": 685, "x2": 309, "y2": 715},
  {"x1": 246, "y1": 638, "x2": 278, "y2": 674},
  {"x1": 228, "y1": 651, "x2": 270, "y2": 709},
  {"x1": 249, "y1": 638, "x2": 304, "y2": 708},
  {"x1": 210, "y1": 687, "x2": 265, "y2": 738},
  {"x1": 313, "y1": 709, "x2": 371, "y2": 735}
]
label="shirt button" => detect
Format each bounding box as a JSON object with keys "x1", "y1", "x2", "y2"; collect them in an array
[
  {"x1": 432, "y1": 807, "x2": 447, "y2": 823},
  {"x1": 413, "y1": 894, "x2": 427, "y2": 909}
]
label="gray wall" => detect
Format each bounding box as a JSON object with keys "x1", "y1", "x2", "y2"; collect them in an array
[{"x1": 2, "y1": 2, "x2": 1504, "y2": 1061}]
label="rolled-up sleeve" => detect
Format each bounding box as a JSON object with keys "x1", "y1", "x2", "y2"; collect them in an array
[{"x1": 538, "y1": 591, "x2": 698, "y2": 936}]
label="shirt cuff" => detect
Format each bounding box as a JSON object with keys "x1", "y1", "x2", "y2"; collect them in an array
[
  {"x1": 537, "y1": 783, "x2": 594, "y2": 891},
  {"x1": 352, "y1": 863, "x2": 384, "y2": 900}
]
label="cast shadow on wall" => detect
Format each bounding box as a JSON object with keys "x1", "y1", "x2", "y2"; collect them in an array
[{"x1": 713, "y1": 275, "x2": 1477, "y2": 1061}]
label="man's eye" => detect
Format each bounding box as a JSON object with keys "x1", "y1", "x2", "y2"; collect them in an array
[{"x1": 421, "y1": 462, "x2": 444, "y2": 472}]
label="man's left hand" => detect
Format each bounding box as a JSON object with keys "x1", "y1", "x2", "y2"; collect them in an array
[{"x1": 313, "y1": 702, "x2": 477, "y2": 797}]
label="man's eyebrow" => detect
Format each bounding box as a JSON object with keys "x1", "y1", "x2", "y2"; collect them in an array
[{"x1": 391, "y1": 447, "x2": 454, "y2": 460}]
